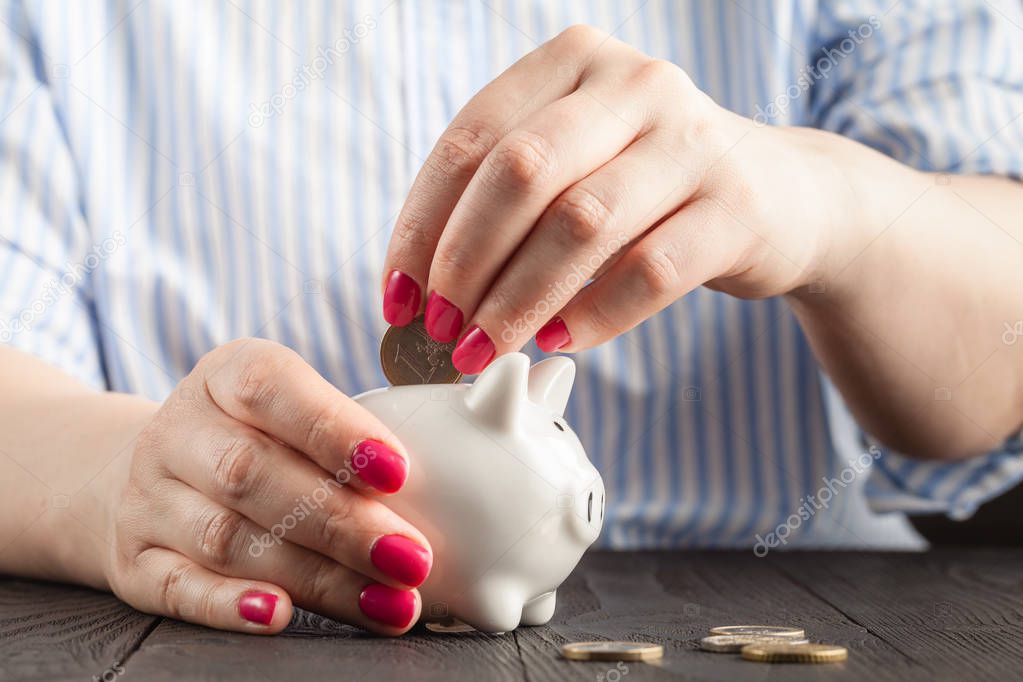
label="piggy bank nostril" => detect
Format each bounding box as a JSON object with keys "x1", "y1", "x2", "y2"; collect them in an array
[
  {"x1": 600, "y1": 492, "x2": 604, "y2": 521},
  {"x1": 587, "y1": 491, "x2": 593, "y2": 522}
]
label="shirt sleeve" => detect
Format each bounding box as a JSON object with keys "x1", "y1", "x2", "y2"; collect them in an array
[
  {"x1": 0, "y1": 1, "x2": 106, "y2": 389},
  {"x1": 809, "y1": 0, "x2": 1023, "y2": 519}
]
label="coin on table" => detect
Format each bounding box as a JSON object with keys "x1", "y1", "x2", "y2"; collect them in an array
[
  {"x1": 700, "y1": 634, "x2": 809, "y2": 653},
  {"x1": 425, "y1": 617, "x2": 476, "y2": 634},
  {"x1": 380, "y1": 316, "x2": 462, "y2": 386},
  {"x1": 709, "y1": 625, "x2": 806, "y2": 638},
  {"x1": 741, "y1": 642, "x2": 848, "y2": 664},
  {"x1": 561, "y1": 641, "x2": 664, "y2": 662}
]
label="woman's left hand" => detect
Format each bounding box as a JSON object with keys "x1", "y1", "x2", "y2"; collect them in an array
[{"x1": 382, "y1": 24, "x2": 857, "y2": 374}]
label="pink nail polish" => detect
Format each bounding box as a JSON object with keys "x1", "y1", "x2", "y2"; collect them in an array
[
  {"x1": 371, "y1": 534, "x2": 432, "y2": 587},
  {"x1": 536, "y1": 317, "x2": 571, "y2": 352},
  {"x1": 351, "y1": 439, "x2": 408, "y2": 494},
  {"x1": 382, "y1": 270, "x2": 421, "y2": 327},
  {"x1": 239, "y1": 591, "x2": 278, "y2": 625},
  {"x1": 451, "y1": 325, "x2": 496, "y2": 375},
  {"x1": 424, "y1": 292, "x2": 464, "y2": 343},
  {"x1": 359, "y1": 583, "x2": 417, "y2": 629}
]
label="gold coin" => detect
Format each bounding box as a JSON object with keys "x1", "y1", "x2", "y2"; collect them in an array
[
  {"x1": 700, "y1": 634, "x2": 809, "y2": 653},
  {"x1": 741, "y1": 642, "x2": 848, "y2": 664},
  {"x1": 561, "y1": 641, "x2": 664, "y2": 662},
  {"x1": 424, "y1": 617, "x2": 476, "y2": 634},
  {"x1": 380, "y1": 316, "x2": 462, "y2": 386},
  {"x1": 709, "y1": 625, "x2": 805, "y2": 638}
]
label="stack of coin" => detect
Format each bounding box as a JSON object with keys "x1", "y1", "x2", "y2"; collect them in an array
[
  {"x1": 699, "y1": 624, "x2": 847, "y2": 664},
  {"x1": 380, "y1": 316, "x2": 462, "y2": 386}
]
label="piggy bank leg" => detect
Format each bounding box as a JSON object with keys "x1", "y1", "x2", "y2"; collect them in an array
[
  {"x1": 462, "y1": 579, "x2": 524, "y2": 633},
  {"x1": 520, "y1": 590, "x2": 556, "y2": 626}
]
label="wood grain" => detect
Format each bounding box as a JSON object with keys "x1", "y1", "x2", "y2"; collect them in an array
[
  {"x1": 2, "y1": 550, "x2": 1021, "y2": 681},
  {"x1": 0, "y1": 579, "x2": 157, "y2": 681}
]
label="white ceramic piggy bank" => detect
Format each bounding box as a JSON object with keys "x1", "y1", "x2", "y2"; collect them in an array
[{"x1": 353, "y1": 352, "x2": 604, "y2": 633}]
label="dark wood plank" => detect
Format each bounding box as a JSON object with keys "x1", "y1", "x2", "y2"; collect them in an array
[
  {"x1": 770, "y1": 548, "x2": 1023, "y2": 682},
  {"x1": 0, "y1": 579, "x2": 158, "y2": 682},
  {"x1": 121, "y1": 607, "x2": 526, "y2": 682},
  {"x1": 517, "y1": 550, "x2": 919, "y2": 682}
]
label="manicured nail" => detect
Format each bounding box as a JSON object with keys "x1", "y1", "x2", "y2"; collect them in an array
[
  {"x1": 239, "y1": 591, "x2": 277, "y2": 625},
  {"x1": 382, "y1": 270, "x2": 421, "y2": 326},
  {"x1": 424, "y1": 292, "x2": 464, "y2": 343},
  {"x1": 371, "y1": 534, "x2": 432, "y2": 587},
  {"x1": 359, "y1": 583, "x2": 417, "y2": 629},
  {"x1": 351, "y1": 439, "x2": 408, "y2": 494},
  {"x1": 451, "y1": 325, "x2": 496, "y2": 375},
  {"x1": 536, "y1": 317, "x2": 571, "y2": 352}
]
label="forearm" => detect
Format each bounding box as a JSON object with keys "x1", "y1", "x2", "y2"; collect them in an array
[
  {"x1": 0, "y1": 346, "x2": 157, "y2": 589},
  {"x1": 788, "y1": 135, "x2": 1023, "y2": 460}
]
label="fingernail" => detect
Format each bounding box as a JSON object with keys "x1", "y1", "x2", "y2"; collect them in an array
[
  {"x1": 351, "y1": 439, "x2": 408, "y2": 494},
  {"x1": 452, "y1": 325, "x2": 495, "y2": 375},
  {"x1": 536, "y1": 317, "x2": 571, "y2": 352},
  {"x1": 371, "y1": 534, "x2": 432, "y2": 587},
  {"x1": 382, "y1": 270, "x2": 421, "y2": 327},
  {"x1": 239, "y1": 591, "x2": 278, "y2": 625},
  {"x1": 424, "y1": 292, "x2": 464, "y2": 343},
  {"x1": 359, "y1": 583, "x2": 417, "y2": 629}
]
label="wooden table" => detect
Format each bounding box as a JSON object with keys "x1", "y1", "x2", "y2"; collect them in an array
[{"x1": 3, "y1": 548, "x2": 1021, "y2": 681}]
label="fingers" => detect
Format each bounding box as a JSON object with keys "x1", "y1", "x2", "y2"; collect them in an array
[
  {"x1": 114, "y1": 545, "x2": 293, "y2": 634},
  {"x1": 198, "y1": 339, "x2": 409, "y2": 493},
  {"x1": 136, "y1": 483, "x2": 421, "y2": 634},
  {"x1": 462, "y1": 134, "x2": 698, "y2": 356},
  {"x1": 157, "y1": 418, "x2": 432, "y2": 589},
  {"x1": 543, "y1": 199, "x2": 736, "y2": 351},
  {"x1": 382, "y1": 25, "x2": 618, "y2": 327}
]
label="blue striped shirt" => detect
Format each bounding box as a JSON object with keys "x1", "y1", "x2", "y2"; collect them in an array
[{"x1": 2, "y1": 0, "x2": 1022, "y2": 550}]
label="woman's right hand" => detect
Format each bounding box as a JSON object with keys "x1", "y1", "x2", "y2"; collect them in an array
[{"x1": 104, "y1": 338, "x2": 431, "y2": 635}]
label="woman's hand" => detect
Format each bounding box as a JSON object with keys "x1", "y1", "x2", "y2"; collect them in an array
[
  {"x1": 104, "y1": 339, "x2": 431, "y2": 635},
  {"x1": 382, "y1": 24, "x2": 855, "y2": 373}
]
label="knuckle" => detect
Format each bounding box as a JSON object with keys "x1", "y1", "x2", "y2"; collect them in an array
[
  {"x1": 549, "y1": 186, "x2": 615, "y2": 244},
  {"x1": 210, "y1": 435, "x2": 261, "y2": 502},
  {"x1": 633, "y1": 58, "x2": 687, "y2": 92},
  {"x1": 300, "y1": 402, "x2": 341, "y2": 455},
  {"x1": 430, "y1": 243, "x2": 476, "y2": 283},
  {"x1": 301, "y1": 557, "x2": 342, "y2": 607},
  {"x1": 232, "y1": 354, "x2": 281, "y2": 413},
  {"x1": 392, "y1": 206, "x2": 435, "y2": 250},
  {"x1": 158, "y1": 561, "x2": 193, "y2": 618},
  {"x1": 486, "y1": 131, "x2": 557, "y2": 191},
  {"x1": 313, "y1": 500, "x2": 353, "y2": 552},
  {"x1": 583, "y1": 294, "x2": 619, "y2": 337},
  {"x1": 195, "y1": 508, "x2": 246, "y2": 569},
  {"x1": 430, "y1": 123, "x2": 497, "y2": 180},
  {"x1": 633, "y1": 245, "x2": 681, "y2": 298},
  {"x1": 556, "y1": 24, "x2": 606, "y2": 50}
]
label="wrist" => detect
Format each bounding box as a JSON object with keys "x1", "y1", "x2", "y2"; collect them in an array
[
  {"x1": 784, "y1": 128, "x2": 923, "y2": 307},
  {"x1": 37, "y1": 393, "x2": 158, "y2": 591}
]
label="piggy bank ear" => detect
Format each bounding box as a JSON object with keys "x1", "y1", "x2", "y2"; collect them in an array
[
  {"x1": 527, "y1": 356, "x2": 575, "y2": 417},
  {"x1": 464, "y1": 353, "x2": 530, "y2": 430}
]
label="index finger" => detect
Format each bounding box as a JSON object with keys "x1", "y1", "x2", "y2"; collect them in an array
[
  {"x1": 381, "y1": 25, "x2": 610, "y2": 327},
  {"x1": 197, "y1": 338, "x2": 408, "y2": 494}
]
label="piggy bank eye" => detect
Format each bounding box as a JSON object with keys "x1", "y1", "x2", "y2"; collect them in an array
[{"x1": 553, "y1": 419, "x2": 565, "y2": 432}]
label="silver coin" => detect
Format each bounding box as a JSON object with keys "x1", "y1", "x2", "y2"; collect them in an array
[
  {"x1": 709, "y1": 625, "x2": 805, "y2": 638},
  {"x1": 700, "y1": 634, "x2": 809, "y2": 653}
]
